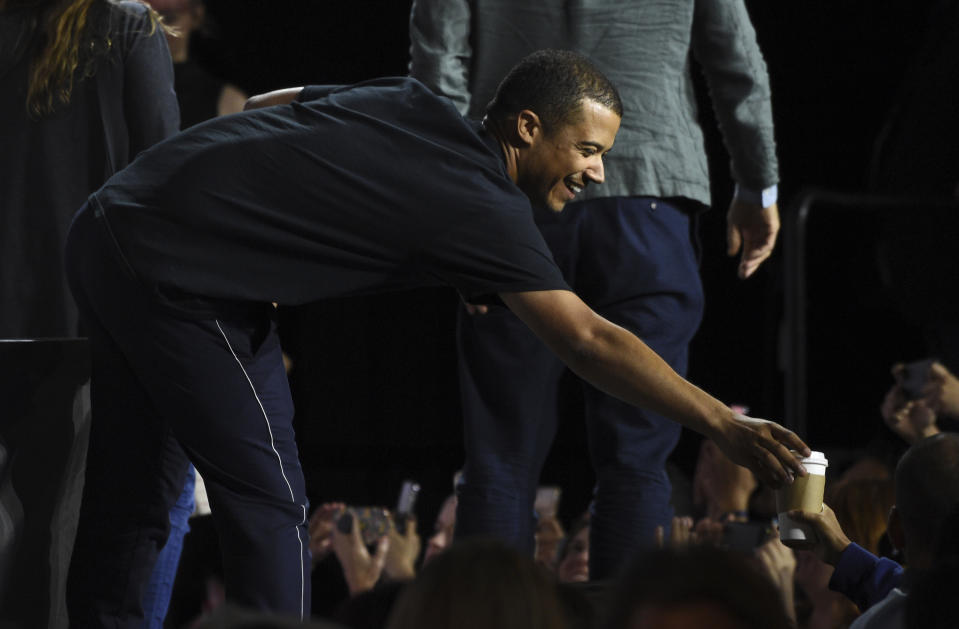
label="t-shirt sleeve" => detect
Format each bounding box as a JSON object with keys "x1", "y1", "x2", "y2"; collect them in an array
[{"x1": 420, "y1": 197, "x2": 569, "y2": 303}]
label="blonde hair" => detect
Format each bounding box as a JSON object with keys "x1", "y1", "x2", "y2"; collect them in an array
[
  {"x1": 22, "y1": 0, "x2": 165, "y2": 117},
  {"x1": 829, "y1": 478, "x2": 896, "y2": 555}
]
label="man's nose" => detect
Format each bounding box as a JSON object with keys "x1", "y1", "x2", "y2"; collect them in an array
[{"x1": 585, "y1": 156, "x2": 605, "y2": 184}]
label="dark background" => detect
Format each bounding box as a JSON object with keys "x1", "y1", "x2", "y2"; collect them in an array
[{"x1": 186, "y1": 0, "x2": 946, "y2": 530}]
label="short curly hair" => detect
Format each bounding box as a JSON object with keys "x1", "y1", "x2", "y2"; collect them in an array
[{"x1": 485, "y1": 49, "x2": 623, "y2": 135}]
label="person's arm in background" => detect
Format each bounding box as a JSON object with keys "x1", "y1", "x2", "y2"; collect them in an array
[
  {"x1": 787, "y1": 505, "x2": 903, "y2": 611},
  {"x1": 408, "y1": 0, "x2": 472, "y2": 115},
  {"x1": 217, "y1": 83, "x2": 248, "y2": 116},
  {"x1": 121, "y1": 4, "x2": 180, "y2": 153},
  {"x1": 383, "y1": 515, "x2": 420, "y2": 581},
  {"x1": 244, "y1": 85, "x2": 355, "y2": 111},
  {"x1": 244, "y1": 87, "x2": 304, "y2": 111},
  {"x1": 691, "y1": 0, "x2": 780, "y2": 280},
  {"x1": 881, "y1": 360, "x2": 959, "y2": 444},
  {"x1": 331, "y1": 511, "x2": 391, "y2": 597},
  {"x1": 501, "y1": 289, "x2": 810, "y2": 488}
]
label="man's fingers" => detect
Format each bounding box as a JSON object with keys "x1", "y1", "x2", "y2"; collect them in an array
[
  {"x1": 755, "y1": 445, "x2": 791, "y2": 488},
  {"x1": 738, "y1": 238, "x2": 774, "y2": 278},
  {"x1": 768, "y1": 422, "x2": 812, "y2": 458},
  {"x1": 727, "y1": 223, "x2": 742, "y2": 257}
]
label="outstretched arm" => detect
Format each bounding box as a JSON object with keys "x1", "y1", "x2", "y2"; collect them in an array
[{"x1": 501, "y1": 289, "x2": 809, "y2": 487}]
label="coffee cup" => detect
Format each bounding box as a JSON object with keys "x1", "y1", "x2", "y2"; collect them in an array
[{"x1": 776, "y1": 451, "x2": 828, "y2": 549}]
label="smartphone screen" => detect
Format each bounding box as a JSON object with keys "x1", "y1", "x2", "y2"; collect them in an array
[
  {"x1": 722, "y1": 521, "x2": 772, "y2": 552},
  {"x1": 901, "y1": 358, "x2": 935, "y2": 400}
]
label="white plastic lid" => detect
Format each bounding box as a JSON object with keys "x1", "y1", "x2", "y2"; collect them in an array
[{"x1": 802, "y1": 451, "x2": 828, "y2": 467}]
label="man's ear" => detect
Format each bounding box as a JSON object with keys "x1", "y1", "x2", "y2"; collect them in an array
[
  {"x1": 887, "y1": 505, "x2": 907, "y2": 553},
  {"x1": 514, "y1": 109, "x2": 543, "y2": 146}
]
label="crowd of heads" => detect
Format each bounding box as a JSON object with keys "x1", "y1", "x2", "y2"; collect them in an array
[
  {"x1": 169, "y1": 366, "x2": 959, "y2": 629},
  {"x1": 284, "y1": 362, "x2": 957, "y2": 629}
]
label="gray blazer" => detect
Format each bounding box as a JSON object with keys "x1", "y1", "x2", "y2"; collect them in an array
[{"x1": 409, "y1": 0, "x2": 778, "y2": 206}]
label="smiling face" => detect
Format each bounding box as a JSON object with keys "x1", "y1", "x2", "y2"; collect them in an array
[{"x1": 515, "y1": 98, "x2": 620, "y2": 212}]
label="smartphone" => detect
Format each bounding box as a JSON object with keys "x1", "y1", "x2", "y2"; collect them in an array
[
  {"x1": 337, "y1": 506, "x2": 390, "y2": 546},
  {"x1": 722, "y1": 521, "x2": 773, "y2": 552},
  {"x1": 901, "y1": 358, "x2": 935, "y2": 400},
  {"x1": 394, "y1": 480, "x2": 420, "y2": 531}
]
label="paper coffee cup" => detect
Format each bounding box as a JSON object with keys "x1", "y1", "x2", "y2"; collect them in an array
[{"x1": 776, "y1": 451, "x2": 828, "y2": 548}]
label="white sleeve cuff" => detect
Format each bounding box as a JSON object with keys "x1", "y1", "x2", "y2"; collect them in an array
[{"x1": 734, "y1": 183, "x2": 778, "y2": 208}]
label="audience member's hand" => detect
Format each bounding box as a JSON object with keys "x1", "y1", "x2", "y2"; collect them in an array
[
  {"x1": 693, "y1": 439, "x2": 758, "y2": 521},
  {"x1": 462, "y1": 299, "x2": 489, "y2": 315},
  {"x1": 881, "y1": 389, "x2": 938, "y2": 444},
  {"x1": 331, "y1": 511, "x2": 391, "y2": 596},
  {"x1": 655, "y1": 516, "x2": 695, "y2": 549},
  {"x1": 308, "y1": 502, "x2": 345, "y2": 567},
  {"x1": 755, "y1": 535, "x2": 797, "y2": 588},
  {"x1": 929, "y1": 361, "x2": 959, "y2": 418},
  {"x1": 711, "y1": 412, "x2": 810, "y2": 489},
  {"x1": 655, "y1": 516, "x2": 726, "y2": 548},
  {"x1": 383, "y1": 514, "x2": 420, "y2": 581},
  {"x1": 880, "y1": 361, "x2": 950, "y2": 444},
  {"x1": 726, "y1": 199, "x2": 780, "y2": 279},
  {"x1": 784, "y1": 504, "x2": 851, "y2": 566},
  {"x1": 693, "y1": 517, "x2": 725, "y2": 547},
  {"x1": 754, "y1": 536, "x2": 798, "y2": 624},
  {"x1": 534, "y1": 515, "x2": 565, "y2": 571}
]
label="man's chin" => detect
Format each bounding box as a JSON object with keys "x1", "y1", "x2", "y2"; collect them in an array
[{"x1": 541, "y1": 197, "x2": 569, "y2": 213}]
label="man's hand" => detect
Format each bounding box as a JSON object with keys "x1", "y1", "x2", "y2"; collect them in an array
[
  {"x1": 710, "y1": 413, "x2": 810, "y2": 489},
  {"x1": 331, "y1": 511, "x2": 390, "y2": 596},
  {"x1": 727, "y1": 199, "x2": 780, "y2": 279},
  {"x1": 785, "y1": 504, "x2": 851, "y2": 566}
]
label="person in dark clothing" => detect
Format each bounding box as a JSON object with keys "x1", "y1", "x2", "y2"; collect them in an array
[
  {"x1": 64, "y1": 50, "x2": 809, "y2": 626},
  {"x1": 0, "y1": 1, "x2": 177, "y2": 626},
  {"x1": 0, "y1": 0, "x2": 179, "y2": 338}
]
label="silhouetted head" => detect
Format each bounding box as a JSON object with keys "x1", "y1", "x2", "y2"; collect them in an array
[
  {"x1": 387, "y1": 539, "x2": 568, "y2": 629},
  {"x1": 603, "y1": 546, "x2": 793, "y2": 629}
]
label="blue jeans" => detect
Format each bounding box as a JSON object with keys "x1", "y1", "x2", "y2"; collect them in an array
[
  {"x1": 65, "y1": 204, "x2": 310, "y2": 627},
  {"x1": 455, "y1": 197, "x2": 704, "y2": 578},
  {"x1": 141, "y1": 466, "x2": 195, "y2": 628}
]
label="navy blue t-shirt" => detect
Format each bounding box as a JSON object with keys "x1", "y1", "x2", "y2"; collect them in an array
[{"x1": 93, "y1": 77, "x2": 568, "y2": 314}]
